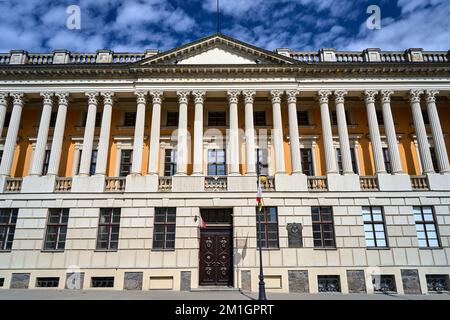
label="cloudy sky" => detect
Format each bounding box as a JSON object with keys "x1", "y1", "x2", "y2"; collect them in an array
[{"x1": 0, "y1": 0, "x2": 449, "y2": 53}]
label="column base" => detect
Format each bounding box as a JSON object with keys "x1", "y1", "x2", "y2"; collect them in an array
[
  {"x1": 274, "y1": 173, "x2": 308, "y2": 191},
  {"x1": 172, "y1": 175, "x2": 204, "y2": 192},
  {"x1": 377, "y1": 173, "x2": 412, "y2": 191},
  {"x1": 21, "y1": 175, "x2": 57, "y2": 193},
  {"x1": 427, "y1": 173, "x2": 450, "y2": 191},
  {"x1": 71, "y1": 175, "x2": 106, "y2": 193},
  {"x1": 327, "y1": 173, "x2": 361, "y2": 191},
  {"x1": 125, "y1": 174, "x2": 158, "y2": 192},
  {"x1": 228, "y1": 175, "x2": 257, "y2": 192}
]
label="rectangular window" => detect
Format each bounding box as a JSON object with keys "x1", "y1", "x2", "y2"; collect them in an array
[
  {"x1": 96, "y1": 208, "x2": 121, "y2": 250},
  {"x1": 36, "y1": 277, "x2": 59, "y2": 288},
  {"x1": 91, "y1": 277, "x2": 114, "y2": 288},
  {"x1": 49, "y1": 111, "x2": 57, "y2": 128},
  {"x1": 119, "y1": 149, "x2": 133, "y2": 177},
  {"x1": 430, "y1": 147, "x2": 439, "y2": 173},
  {"x1": 43, "y1": 208, "x2": 69, "y2": 251},
  {"x1": 336, "y1": 148, "x2": 357, "y2": 175},
  {"x1": 414, "y1": 206, "x2": 440, "y2": 248},
  {"x1": 166, "y1": 112, "x2": 179, "y2": 127},
  {"x1": 318, "y1": 275, "x2": 341, "y2": 292},
  {"x1": 90, "y1": 149, "x2": 98, "y2": 175},
  {"x1": 41, "y1": 149, "x2": 51, "y2": 175},
  {"x1": 300, "y1": 148, "x2": 314, "y2": 176},
  {"x1": 331, "y1": 110, "x2": 350, "y2": 126},
  {"x1": 0, "y1": 278, "x2": 4, "y2": 287},
  {"x1": 256, "y1": 207, "x2": 279, "y2": 249},
  {"x1": 207, "y1": 149, "x2": 226, "y2": 176},
  {"x1": 0, "y1": 208, "x2": 18, "y2": 251},
  {"x1": 426, "y1": 275, "x2": 450, "y2": 292},
  {"x1": 376, "y1": 110, "x2": 384, "y2": 125},
  {"x1": 312, "y1": 207, "x2": 335, "y2": 248},
  {"x1": 373, "y1": 275, "x2": 396, "y2": 293},
  {"x1": 208, "y1": 111, "x2": 226, "y2": 126},
  {"x1": 253, "y1": 111, "x2": 266, "y2": 126},
  {"x1": 164, "y1": 149, "x2": 177, "y2": 177},
  {"x1": 153, "y1": 207, "x2": 176, "y2": 250},
  {"x1": 123, "y1": 112, "x2": 137, "y2": 127},
  {"x1": 82, "y1": 112, "x2": 102, "y2": 127},
  {"x1": 382, "y1": 148, "x2": 392, "y2": 174},
  {"x1": 255, "y1": 148, "x2": 269, "y2": 176},
  {"x1": 297, "y1": 111, "x2": 309, "y2": 126},
  {"x1": 362, "y1": 206, "x2": 388, "y2": 248}
]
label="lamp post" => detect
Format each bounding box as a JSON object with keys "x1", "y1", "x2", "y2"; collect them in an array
[{"x1": 256, "y1": 161, "x2": 267, "y2": 300}]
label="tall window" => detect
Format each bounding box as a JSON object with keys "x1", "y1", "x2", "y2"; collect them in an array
[
  {"x1": 362, "y1": 206, "x2": 387, "y2": 248},
  {"x1": 76, "y1": 149, "x2": 98, "y2": 175},
  {"x1": 256, "y1": 148, "x2": 269, "y2": 176},
  {"x1": 300, "y1": 148, "x2": 314, "y2": 176},
  {"x1": 414, "y1": 206, "x2": 440, "y2": 248},
  {"x1": 336, "y1": 148, "x2": 357, "y2": 174},
  {"x1": 0, "y1": 208, "x2": 18, "y2": 251},
  {"x1": 297, "y1": 111, "x2": 309, "y2": 125},
  {"x1": 207, "y1": 149, "x2": 226, "y2": 176},
  {"x1": 312, "y1": 207, "x2": 335, "y2": 248},
  {"x1": 123, "y1": 112, "x2": 136, "y2": 126},
  {"x1": 153, "y1": 207, "x2": 176, "y2": 250},
  {"x1": 208, "y1": 111, "x2": 226, "y2": 126},
  {"x1": 166, "y1": 112, "x2": 179, "y2": 127},
  {"x1": 43, "y1": 208, "x2": 69, "y2": 251},
  {"x1": 164, "y1": 149, "x2": 177, "y2": 176},
  {"x1": 253, "y1": 111, "x2": 266, "y2": 126},
  {"x1": 41, "y1": 150, "x2": 51, "y2": 175},
  {"x1": 382, "y1": 148, "x2": 392, "y2": 174},
  {"x1": 119, "y1": 150, "x2": 133, "y2": 177},
  {"x1": 256, "y1": 207, "x2": 279, "y2": 249},
  {"x1": 96, "y1": 208, "x2": 121, "y2": 250},
  {"x1": 430, "y1": 147, "x2": 439, "y2": 173}
]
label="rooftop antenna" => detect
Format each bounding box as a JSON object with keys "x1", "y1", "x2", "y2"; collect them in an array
[{"x1": 216, "y1": 0, "x2": 220, "y2": 34}]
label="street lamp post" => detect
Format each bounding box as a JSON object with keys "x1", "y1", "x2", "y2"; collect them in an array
[{"x1": 256, "y1": 161, "x2": 267, "y2": 300}]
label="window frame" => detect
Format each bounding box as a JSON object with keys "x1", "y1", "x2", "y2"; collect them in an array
[
  {"x1": 164, "y1": 149, "x2": 177, "y2": 177},
  {"x1": 255, "y1": 148, "x2": 269, "y2": 176},
  {"x1": 119, "y1": 149, "x2": 133, "y2": 177},
  {"x1": 96, "y1": 208, "x2": 121, "y2": 251},
  {"x1": 300, "y1": 148, "x2": 314, "y2": 176},
  {"x1": 207, "y1": 111, "x2": 227, "y2": 126},
  {"x1": 152, "y1": 207, "x2": 176, "y2": 251},
  {"x1": 123, "y1": 111, "x2": 137, "y2": 127},
  {"x1": 43, "y1": 208, "x2": 69, "y2": 251},
  {"x1": 312, "y1": 206, "x2": 336, "y2": 249},
  {"x1": 0, "y1": 208, "x2": 18, "y2": 251},
  {"x1": 253, "y1": 111, "x2": 267, "y2": 126},
  {"x1": 362, "y1": 206, "x2": 388, "y2": 248},
  {"x1": 297, "y1": 110, "x2": 310, "y2": 126},
  {"x1": 382, "y1": 147, "x2": 392, "y2": 174},
  {"x1": 207, "y1": 149, "x2": 227, "y2": 176},
  {"x1": 256, "y1": 206, "x2": 279, "y2": 249},
  {"x1": 413, "y1": 206, "x2": 441, "y2": 248},
  {"x1": 41, "y1": 149, "x2": 51, "y2": 176},
  {"x1": 166, "y1": 111, "x2": 179, "y2": 127}
]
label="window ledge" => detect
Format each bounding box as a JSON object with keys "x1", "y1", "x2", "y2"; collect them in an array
[
  {"x1": 313, "y1": 247, "x2": 337, "y2": 250},
  {"x1": 0, "y1": 250, "x2": 12, "y2": 253},
  {"x1": 366, "y1": 247, "x2": 390, "y2": 250},
  {"x1": 94, "y1": 249, "x2": 118, "y2": 252},
  {"x1": 419, "y1": 247, "x2": 443, "y2": 250},
  {"x1": 41, "y1": 250, "x2": 65, "y2": 253},
  {"x1": 151, "y1": 248, "x2": 176, "y2": 252}
]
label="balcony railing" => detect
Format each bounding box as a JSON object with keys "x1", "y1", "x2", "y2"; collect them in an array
[
  {"x1": 259, "y1": 176, "x2": 275, "y2": 191},
  {"x1": 360, "y1": 176, "x2": 379, "y2": 190},
  {"x1": 307, "y1": 176, "x2": 327, "y2": 191},
  {"x1": 411, "y1": 175, "x2": 429, "y2": 190},
  {"x1": 158, "y1": 177, "x2": 172, "y2": 192},
  {"x1": 4, "y1": 177, "x2": 22, "y2": 193},
  {"x1": 55, "y1": 177, "x2": 72, "y2": 192},
  {"x1": 205, "y1": 176, "x2": 227, "y2": 191},
  {"x1": 105, "y1": 177, "x2": 126, "y2": 192}
]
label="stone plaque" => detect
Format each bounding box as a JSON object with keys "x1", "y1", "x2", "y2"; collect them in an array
[
  {"x1": 347, "y1": 270, "x2": 366, "y2": 293},
  {"x1": 124, "y1": 272, "x2": 143, "y2": 290},
  {"x1": 241, "y1": 270, "x2": 251, "y2": 292},
  {"x1": 401, "y1": 269, "x2": 421, "y2": 294},
  {"x1": 180, "y1": 271, "x2": 191, "y2": 291},
  {"x1": 10, "y1": 273, "x2": 30, "y2": 289},
  {"x1": 286, "y1": 223, "x2": 303, "y2": 248},
  {"x1": 288, "y1": 270, "x2": 309, "y2": 293},
  {"x1": 65, "y1": 272, "x2": 85, "y2": 290}
]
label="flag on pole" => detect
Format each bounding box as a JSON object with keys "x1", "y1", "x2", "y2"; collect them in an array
[
  {"x1": 256, "y1": 178, "x2": 263, "y2": 212},
  {"x1": 199, "y1": 215, "x2": 207, "y2": 229}
]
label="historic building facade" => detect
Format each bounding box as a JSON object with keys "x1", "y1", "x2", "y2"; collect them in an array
[{"x1": 0, "y1": 34, "x2": 449, "y2": 294}]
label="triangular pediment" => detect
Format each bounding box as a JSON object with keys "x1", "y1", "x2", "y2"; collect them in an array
[{"x1": 138, "y1": 33, "x2": 296, "y2": 66}]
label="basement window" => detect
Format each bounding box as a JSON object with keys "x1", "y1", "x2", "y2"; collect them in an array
[
  {"x1": 373, "y1": 275, "x2": 397, "y2": 293},
  {"x1": 36, "y1": 277, "x2": 59, "y2": 288},
  {"x1": 318, "y1": 275, "x2": 341, "y2": 292},
  {"x1": 426, "y1": 275, "x2": 450, "y2": 293},
  {"x1": 91, "y1": 277, "x2": 114, "y2": 288}
]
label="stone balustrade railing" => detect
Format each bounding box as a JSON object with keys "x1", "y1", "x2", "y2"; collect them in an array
[
  {"x1": 307, "y1": 176, "x2": 327, "y2": 191},
  {"x1": 410, "y1": 175, "x2": 429, "y2": 190},
  {"x1": 4, "y1": 177, "x2": 22, "y2": 192},
  {"x1": 259, "y1": 176, "x2": 275, "y2": 191},
  {"x1": 204, "y1": 176, "x2": 227, "y2": 191},
  {"x1": 105, "y1": 177, "x2": 126, "y2": 192},
  {"x1": 158, "y1": 177, "x2": 172, "y2": 192},
  {"x1": 55, "y1": 177, "x2": 72, "y2": 192},
  {"x1": 360, "y1": 176, "x2": 379, "y2": 190}
]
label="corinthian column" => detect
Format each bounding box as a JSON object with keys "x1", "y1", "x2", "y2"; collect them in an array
[
  {"x1": 192, "y1": 90, "x2": 205, "y2": 175},
  {"x1": 318, "y1": 90, "x2": 337, "y2": 174},
  {"x1": 176, "y1": 91, "x2": 189, "y2": 175},
  {"x1": 286, "y1": 90, "x2": 301, "y2": 174},
  {"x1": 29, "y1": 92, "x2": 54, "y2": 176},
  {"x1": 425, "y1": 90, "x2": 450, "y2": 173},
  {"x1": 228, "y1": 90, "x2": 240, "y2": 175},
  {"x1": 95, "y1": 92, "x2": 114, "y2": 176},
  {"x1": 147, "y1": 91, "x2": 163, "y2": 175},
  {"x1": 0, "y1": 93, "x2": 8, "y2": 138},
  {"x1": 47, "y1": 93, "x2": 69, "y2": 176},
  {"x1": 365, "y1": 90, "x2": 386, "y2": 174},
  {"x1": 131, "y1": 91, "x2": 148, "y2": 175},
  {"x1": 270, "y1": 90, "x2": 286, "y2": 174},
  {"x1": 78, "y1": 92, "x2": 99, "y2": 176},
  {"x1": 243, "y1": 90, "x2": 256, "y2": 175},
  {"x1": 410, "y1": 89, "x2": 434, "y2": 174},
  {"x1": 334, "y1": 90, "x2": 353, "y2": 175}
]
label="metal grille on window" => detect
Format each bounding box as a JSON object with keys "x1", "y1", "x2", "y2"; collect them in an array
[
  {"x1": 362, "y1": 206, "x2": 387, "y2": 248},
  {"x1": 91, "y1": 277, "x2": 114, "y2": 288},
  {"x1": 119, "y1": 150, "x2": 133, "y2": 177},
  {"x1": 207, "y1": 149, "x2": 226, "y2": 176},
  {"x1": 256, "y1": 207, "x2": 279, "y2": 249},
  {"x1": 164, "y1": 149, "x2": 177, "y2": 176},
  {"x1": 153, "y1": 207, "x2": 176, "y2": 250},
  {"x1": 36, "y1": 277, "x2": 59, "y2": 288},
  {"x1": 426, "y1": 275, "x2": 449, "y2": 292},
  {"x1": 373, "y1": 275, "x2": 396, "y2": 293},
  {"x1": 0, "y1": 208, "x2": 18, "y2": 251},
  {"x1": 414, "y1": 206, "x2": 440, "y2": 248},
  {"x1": 318, "y1": 275, "x2": 341, "y2": 292},
  {"x1": 96, "y1": 208, "x2": 121, "y2": 250},
  {"x1": 44, "y1": 208, "x2": 69, "y2": 251},
  {"x1": 312, "y1": 207, "x2": 335, "y2": 248}
]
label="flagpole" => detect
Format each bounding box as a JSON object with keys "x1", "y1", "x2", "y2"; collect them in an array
[{"x1": 256, "y1": 162, "x2": 267, "y2": 300}]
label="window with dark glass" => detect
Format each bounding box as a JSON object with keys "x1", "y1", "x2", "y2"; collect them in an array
[
  {"x1": 76, "y1": 149, "x2": 98, "y2": 175},
  {"x1": 414, "y1": 206, "x2": 440, "y2": 248},
  {"x1": 253, "y1": 111, "x2": 266, "y2": 126},
  {"x1": 208, "y1": 111, "x2": 226, "y2": 126},
  {"x1": 164, "y1": 149, "x2": 177, "y2": 176},
  {"x1": 200, "y1": 208, "x2": 232, "y2": 224},
  {"x1": 4, "y1": 112, "x2": 11, "y2": 128},
  {"x1": 256, "y1": 207, "x2": 279, "y2": 249},
  {"x1": 82, "y1": 111, "x2": 102, "y2": 127},
  {"x1": 300, "y1": 148, "x2": 314, "y2": 176},
  {"x1": 96, "y1": 208, "x2": 121, "y2": 250},
  {"x1": 318, "y1": 275, "x2": 341, "y2": 292},
  {"x1": 376, "y1": 110, "x2": 384, "y2": 125},
  {"x1": 49, "y1": 111, "x2": 57, "y2": 127},
  {"x1": 297, "y1": 111, "x2": 309, "y2": 125},
  {"x1": 422, "y1": 109, "x2": 430, "y2": 125},
  {"x1": 426, "y1": 275, "x2": 450, "y2": 292},
  {"x1": 153, "y1": 207, "x2": 176, "y2": 250},
  {"x1": 207, "y1": 149, "x2": 226, "y2": 176},
  {"x1": 430, "y1": 147, "x2": 439, "y2": 173},
  {"x1": 36, "y1": 277, "x2": 59, "y2": 288},
  {"x1": 382, "y1": 148, "x2": 392, "y2": 174},
  {"x1": 0, "y1": 278, "x2": 4, "y2": 287},
  {"x1": 41, "y1": 149, "x2": 51, "y2": 175},
  {"x1": 362, "y1": 206, "x2": 387, "y2": 248},
  {"x1": 119, "y1": 150, "x2": 133, "y2": 177},
  {"x1": 312, "y1": 207, "x2": 335, "y2": 248},
  {"x1": 373, "y1": 275, "x2": 396, "y2": 293},
  {"x1": 0, "y1": 208, "x2": 18, "y2": 251},
  {"x1": 166, "y1": 112, "x2": 179, "y2": 127},
  {"x1": 256, "y1": 148, "x2": 269, "y2": 176},
  {"x1": 123, "y1": 112, "x2": 137, "y2": 127},
  {"x1": 336, "y1": 148, "x2": 357, "y2": 174},
  {"x1": 331, "y1": 110, "x2": 350, "y2": 125},
  {"x1": 91, "y1": 277, "x2": 114, "y2": 288},
  {"x1": 43, "y1": 208, "x2": 69, "y2": 251}
]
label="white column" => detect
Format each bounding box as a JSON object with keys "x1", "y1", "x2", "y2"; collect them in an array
[
  {"x1": 0, "y1": 93, "x2": 24, "y2": 176},
  {"x1": 410, "y1": 89, "x2": 434, "y2": 174},
  {"x1": 131, "y1": 91, "x2": 148, "y2": 175},
  {"x1": 192, "y1": 90, "x2": 205, "y2": 175},
  {"x1": 243, "y1": 90, "x2": 256, "y2": 175},
  {"x1": 426, "y1": 90, "x2": 450, "y2": 173},
  {"x1": 0, "y1": 93, "x2": 8, "y2": 138},
  {"x1": 286, "y1": 90, "x2": 302, "y2": 174},
  {"x1": 334, "y1": 90, "x2": 353, "y2": 175},
  {"x1": 148, "y1": 91, "x2": 163, "y2": 175},
  {"x1": 380, "y1": 90, "x2": 403, "y2": 174},
  {"x1": 176, "y1": 91, "x2": 189, "y2": 175},
  {"x1": 94, "y1": 92, "x2": 114, "y2": 176},
  {"x1": 364, "y1": 90, "x2": 386, "y2": 174},
  {"x1": 270, "y1": 90, "x2": 286, "y2": 174},
  {"x1": 78, "y1": 92, "x2": 99, "y2": 176},
  {"x1": 228, "y1": 90, "x2": 240, "y2": 175},
  {"x1": 29, "y1": 92, "x2": 54, "y2": 176},
  {"x1": 47, "y1": 93, "x2": 69, "y2": 176},
  {"x1": 318, "y1": 90, "x2": 337, "y2": 174},
  {"x1": 72, "y1": 147, "x2": 81, "y2": 176}
]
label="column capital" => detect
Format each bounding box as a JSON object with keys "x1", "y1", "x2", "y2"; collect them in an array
[
  {"x1": 409, "y1": 89, "x2": 423, "y2": 103},
  {"x1": 286, "y1": 90, "x2": 299, "y2": 104},
  {"x1": 227, "y1": 90, "x2": 240, "y2": 104},
  {"x1": 85, "y1": 92, "x2": 99, "y2": 105},
  {"x1": 0, "y1": 93, "x2": 8, "y2": 105},
  {"x1": 334, "y1": 90, "x2": 347, "y2": 103},
  {"x1": 10, "y1": 92, "x2": 25, "y2": 106},
  {"x1": 318, "y1": 90, "x2": 332, "y2": 104},
  {"x1": 40, "y1": 92, "x2": 54, "y2": 105},
  {"x1": 176, "y1": 90, "x2": 190, "y2": 104},
  {"x1": 192, "y1": 90, "x2": 206, "y2": 104},
  {"x1": 363, "y1": 90, "x2": 378, "y2": 103},
  {"x1": 425, "y1": 89, "x2": 439, "y2": 103},
  {"x1": 55, "y1": 92, "x2": 70, "y2": 106},
  {"x1": 100, "y1": 91, "x2": 115, "y2": 105},
  {"x1": 380, "y1": 89, "x2": 394, "y2": 103},
  {"x1": 150, "y1": 90, "x2": 164, "y2": 104},
  {"x1": 270, "y1": 90, "x2": 283, "y2": 104},
  {"x1": 243, "y1": 90, "x2": 256, "y2": 104},
  {"x1": 135, "y1": 90, "x2": 148, "y2": 104}
]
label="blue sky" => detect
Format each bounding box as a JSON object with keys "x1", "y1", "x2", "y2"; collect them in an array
[{"x1": 0, "y1": 0, "x2": 449, "y2": 53}]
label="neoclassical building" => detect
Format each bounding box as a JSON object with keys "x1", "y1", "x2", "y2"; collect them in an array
[{"x1": 0, "y1": 34, "x2": 449, "y2": 294}]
